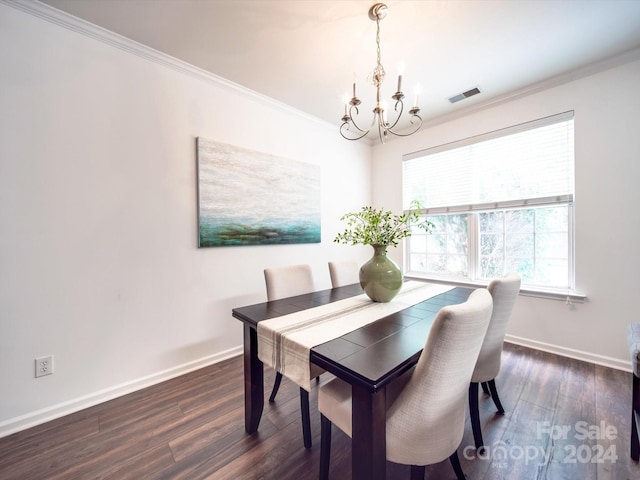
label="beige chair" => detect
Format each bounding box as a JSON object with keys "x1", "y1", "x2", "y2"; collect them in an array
[
  {"x1": 265, "y1": 264, "x2": 316, "y2": 302},
  {"x1": 469, "y1": 272, "x2": 521, "y2": 451},
  {"x1": 318, "y1": 288, "x2": 493, "y2": 480},
  {"x1": 264, "y1": 264, "x2": 317, "y2": 448},
  {"x1": 328, "y1": 260, "x2": 360, "y2": 288},
  {"x1": 627, "y1": 323, "x2": 640, "y2": 461}
]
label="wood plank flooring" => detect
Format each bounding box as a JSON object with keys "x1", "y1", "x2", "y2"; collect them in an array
[{"x1": 1, "y1": 343, "x2": 639, "y2": 480}]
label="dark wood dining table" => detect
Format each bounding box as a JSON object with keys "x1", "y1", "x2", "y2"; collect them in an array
[{"x1": 232, "y1": 282, "x2": 473, "y2": 480}]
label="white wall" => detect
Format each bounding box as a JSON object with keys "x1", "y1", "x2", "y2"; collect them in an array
[
  {"x1": 3, "y1": 1, "x2": 638, "y2": 438},
  {"x1": 371, "y1": 53, "x2": 640, "y2": 369},
  {"x1": 0, "y1": 2, "x2": 372, "y2": 436}
]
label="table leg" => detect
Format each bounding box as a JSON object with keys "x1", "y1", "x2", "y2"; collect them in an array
[
  {"x1": 243, "y1": 324, "x2": 264, "y2": 434},
  {"x1": 352, "y1": 384, "x2": 386, "y2": 480}
]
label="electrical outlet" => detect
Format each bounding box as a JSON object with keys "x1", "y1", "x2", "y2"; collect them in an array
[{"x1": 35, "y1": 355, "x2": 54, "y2": 378}]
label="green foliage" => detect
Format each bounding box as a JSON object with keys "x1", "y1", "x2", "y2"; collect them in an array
[{"x1": 334, "y1": 200, "x2": 433, "y2": 248}]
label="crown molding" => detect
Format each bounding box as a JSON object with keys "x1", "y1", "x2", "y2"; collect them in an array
[
  {"x1": 418, "y1": 46, "x2": 640, "y2": 132},
  {"x1": 371, "y1": 45, "x2": 640, "y2": 145},
  {"x1": 1, "y1": 0, "x2": 334, "y2": 130},
  {"x1": 5, "y1": 0, "x2": 639, "y2": 145}
]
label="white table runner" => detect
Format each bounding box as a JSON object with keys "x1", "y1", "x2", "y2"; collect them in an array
[{"x1": 257, "y1": 281, "x2": 454, "y2": 391}]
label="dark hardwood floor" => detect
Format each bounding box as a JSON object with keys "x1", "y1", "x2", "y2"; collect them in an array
[{"x1": 1, "y1": 343, "x2": 639, "y2": 480}]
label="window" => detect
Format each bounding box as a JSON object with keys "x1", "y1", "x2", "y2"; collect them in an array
[{"x1": 403, "y1": 112, "x2": 575, "y2": 291}]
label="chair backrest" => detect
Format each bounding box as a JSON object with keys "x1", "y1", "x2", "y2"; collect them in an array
[
  {"x1": 328, "y1": 260, "x2": 360, "y2": 288},
  {"x1": 385, "y1": 288, "x2": 493, "y2": 467},
  {"x1": 471, "y1": 272, "x2": 521, "y2": 382},
  {"x1": 264, "y1": 264, "x2": 315, "y2": 301}
]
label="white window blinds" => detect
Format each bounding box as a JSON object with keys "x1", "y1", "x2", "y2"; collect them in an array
[{"x1": 403, "y1": 112, "x2": 574, "y2": 213}]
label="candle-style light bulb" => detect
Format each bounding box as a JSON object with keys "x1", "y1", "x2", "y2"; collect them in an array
[
  {"x1": 352, "y1": 72, "x2": 358, "y2": 98},
  {"x1": 397, "y1": 62, "x2": 405, "y2": 92}
]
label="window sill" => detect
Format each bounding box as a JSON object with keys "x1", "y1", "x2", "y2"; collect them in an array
[{"x1": 404, "y1": 273, "x2": 587, "y2": 303}]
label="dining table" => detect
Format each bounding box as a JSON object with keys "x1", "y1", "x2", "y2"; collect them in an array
[{"x1": 231, "y1": 280, "x2": 473, "y2": 480}]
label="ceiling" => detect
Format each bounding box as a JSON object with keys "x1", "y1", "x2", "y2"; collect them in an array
[{"x1": 39, "y1": 0, "x2": 640, "y2": 140}]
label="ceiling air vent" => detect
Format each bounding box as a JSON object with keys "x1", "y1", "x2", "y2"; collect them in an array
[{"x1": 448, "y1": 87, "x2": 481, "y2": 104}]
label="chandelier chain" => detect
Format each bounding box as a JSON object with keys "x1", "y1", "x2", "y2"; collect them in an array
[{"x1": 374, "y1": 15, "x2": 384, "y2": 87}]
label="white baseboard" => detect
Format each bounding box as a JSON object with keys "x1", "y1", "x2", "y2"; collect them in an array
[
  {"x1": 2, "y1": 338, "x2": 632, "y2": 438},
  {"x1": 0, "y1": 346, "x2": 243, "y2": 439},
  {"x1": 505, "y1": 334, "x2": 632, "y2": 372}
]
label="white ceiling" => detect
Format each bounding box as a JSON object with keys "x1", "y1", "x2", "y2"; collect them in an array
[{"x1": 39, "y1": 0, "x2": 640, "y2": 139}]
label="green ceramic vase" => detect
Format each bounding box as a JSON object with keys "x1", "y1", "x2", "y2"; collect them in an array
[{"x1": 359, "y1": 244, "x2": 403, "y2": 302}]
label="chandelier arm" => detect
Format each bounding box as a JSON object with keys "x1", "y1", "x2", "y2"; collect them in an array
[
  {"x1": 377, "y1": 120, "x2": 387, "y2": 144},
  {"x1": 347, "y1": 105, "x2": 370, "y2": 134},
  {"x1": 385, "y1": 114, "x2": 423, "y2": 137},
  {"x1": 384, "y1": 99, "x2": 405, "y2": 131},
  {"x1": 340, "y1": 122, "x2": 371, "y2": 141}
]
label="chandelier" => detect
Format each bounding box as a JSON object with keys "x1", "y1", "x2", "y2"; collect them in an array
[{"x1": 340, "y1": 3, "x2": 422, "y2": 144}]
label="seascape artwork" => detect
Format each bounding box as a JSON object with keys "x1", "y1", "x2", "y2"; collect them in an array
[{"x1": 196, "y1": 138, "x2": 321, "y2": 247}]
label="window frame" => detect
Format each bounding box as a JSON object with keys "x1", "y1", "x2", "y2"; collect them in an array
[{"x1": 401, "y1": 112, "x2": 585, "y2": 302}]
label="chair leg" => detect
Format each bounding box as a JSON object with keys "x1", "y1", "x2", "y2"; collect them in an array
[
  {"x1": 320, "y1": 414, "x2": 332, "y2": 480},
  {"x1": 269, "y1": 372, "x2": 283, "y2": 402},
  {"x1": 449, "y1": 451, "x2": 467, "y2": 480},
  {"x1": 632, "y1": 373, "x2": 640, "y2": 461},
  {"x1": 487, "y1": 379, "x2": 505, "y2": 414},
  {"x1": 633, "y1": 411, "x2": 639, "y2": 462},
  {"x1": 410, "y1": 465, "x2": 425, "y2": 480},
  {"x1": 481, "y1": 381, "x2": 490, "y2": 395},
  {"x1": 270, "y1": 375, "x2": 312, "y2": 449},
  {"x1": 300, "y1": 387, "x2": 312, "y2": 449},
  {"x1": 469, "y1": 382, "x2": 484, "y2": 451}
]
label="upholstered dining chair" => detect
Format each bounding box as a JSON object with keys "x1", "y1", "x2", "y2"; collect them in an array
[
  {"x1": 328, "y1": 260, "x2": 360, "y2": 288},
  {"x1": 264, "y1": 264, "x2": 317, "y2": 448},
  {"x1": 318, "y1": 288, "x2": 493, "y2": 480},
  {"x1": 628, "y1": 323, "x2": 640, "y2": 461},
  {"x1": 469, "y1": 272, "x2": 521, "y2": 451}
]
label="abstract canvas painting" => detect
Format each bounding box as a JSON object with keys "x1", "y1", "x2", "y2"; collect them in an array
[{"x1": 196, "y1": 138, "x2": 321, "y2": 247}]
